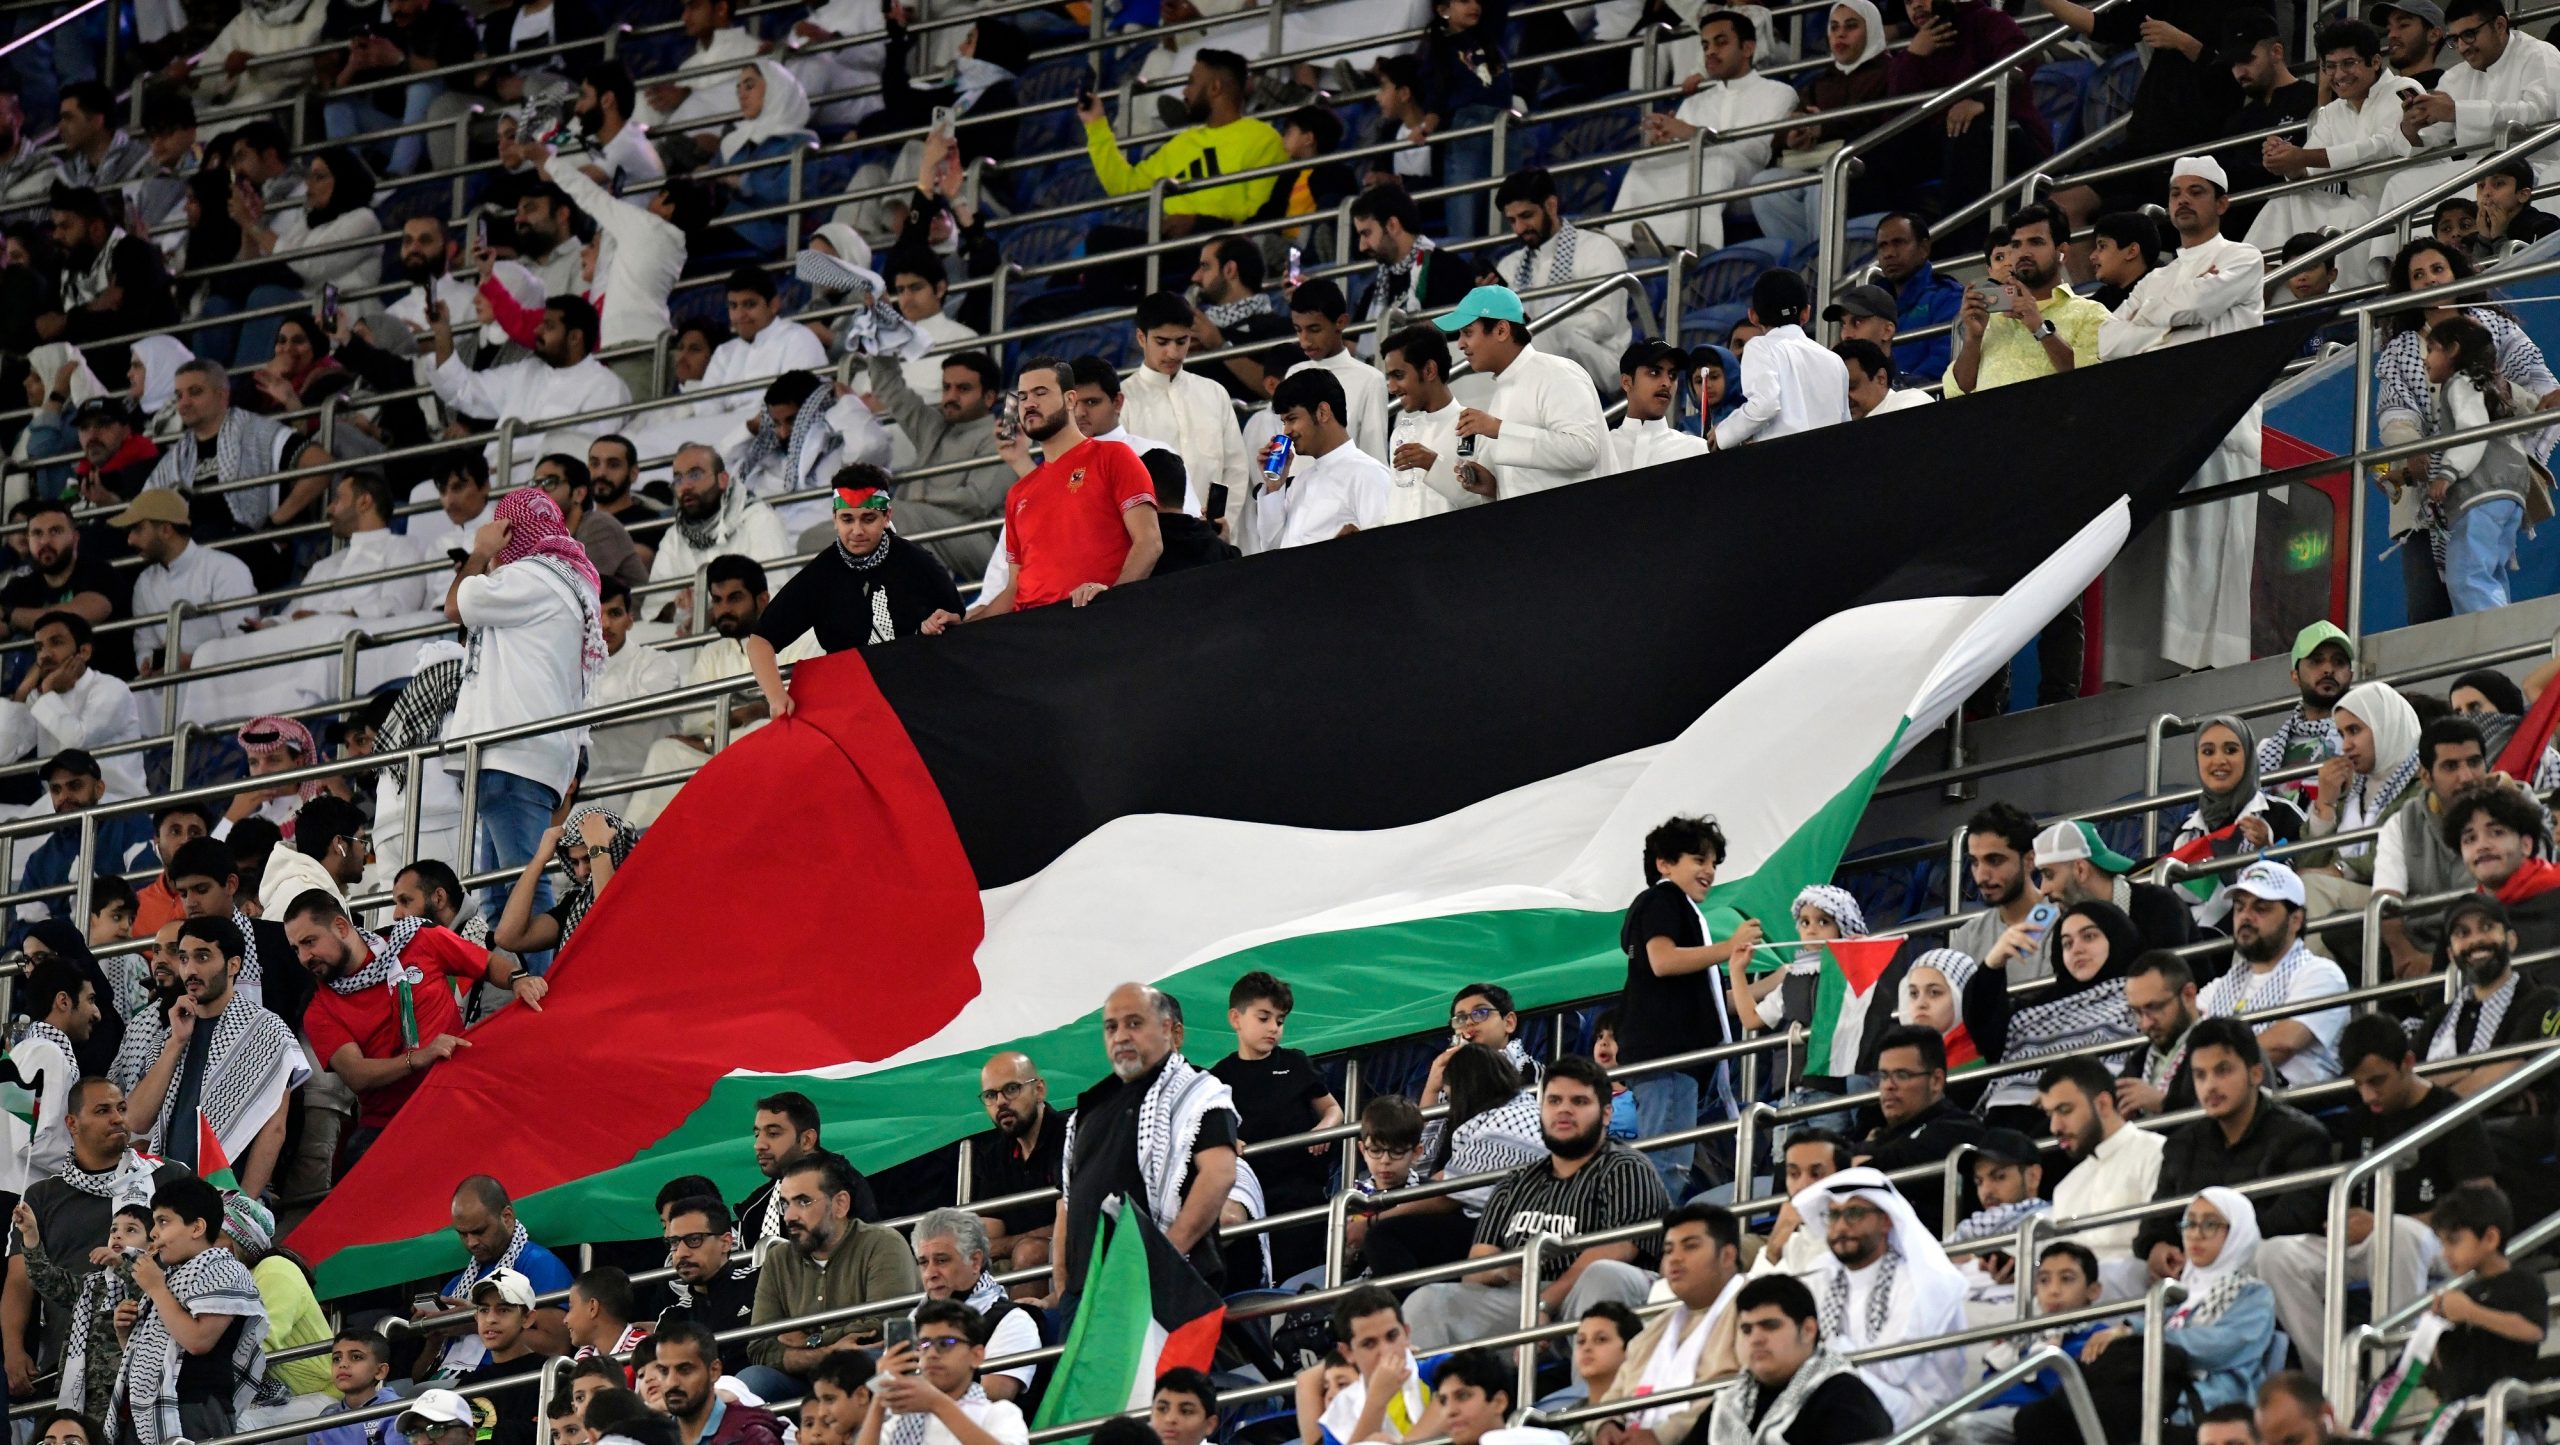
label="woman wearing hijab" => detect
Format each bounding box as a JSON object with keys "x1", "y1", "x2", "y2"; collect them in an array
[
  {"x1": 717, "y1": 61, "x2": 817, "y2": 257},
  {"x1": 2302, "y1": 680, "x2": 2423, "y2": 928},
  {"x1": 245, "y1": 148, "x2": 383, "y2": 298},
  {"x1": 493, "y1": 803, "x2": 637, "y2": 958},
  {"x1": 1748, "y1": 0, "x2": 1889, "y2": 246},
  {"x1": 2165, "y1": 715, "x2": 2307, "y2": 929},
  {"x1": 126, "y1": 337, "x2": 193, "y2": 441},
  {"x1": 1971, "y1": 900, "x2": 2141, "y2": 1130},
  {"x1": 1873, "y1": 948, "x2": 2002, "y2": 1072},
  {"x1": 2076, "y1": 1187, "x2": 2275, "y2": 1418},
  {"x1": 244, "y1": 314, "x2": 351, "y2": 419},
  {"x1": 1693, "y1": 344, "x2": 1744, "y2": 439}
]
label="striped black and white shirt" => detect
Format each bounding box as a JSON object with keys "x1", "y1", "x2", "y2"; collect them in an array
[{"x1": 1470, "y1": 1142, "x2": 1672, "y2": 1283}]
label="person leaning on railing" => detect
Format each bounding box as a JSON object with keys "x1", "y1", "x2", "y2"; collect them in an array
[{"x1": 1078, "y1": 49, "x2": 1288, "y2": 238}]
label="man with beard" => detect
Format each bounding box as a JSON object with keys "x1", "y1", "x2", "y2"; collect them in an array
[
  {"x1": 745, "y1": 1153, "x2": 916, "y2": 1386},
  {"x1": 587, "y1": 435, "x2": 665, "y2": 543},
  {"x1": 511, "y1": 184, "x2": 585, "y2": 307},
  {"x1": 2371, "y1": 715, "x2": 2491, "y2": 973},
  {"x1": 1402, "y1": 1055, "x2": 1668, "y2": 1349},
  {"x1": 2132, "y1": 1017, "x2": 2336, "y2": 1273},
  {"x1": 566, "y1": 61, "x2": 665, "y2": 190},
  {"x1": 429, "y1": 295, "x2": 631, "y2": 480},
  {"x1": 1186, "y1": 238, "x2": 1293, "y2": 406},
  {"x1": 292, "y1": 470, "x2": 442, "y2": 621},
  {"x1": 2031, "y1": 820, "x2": 2197, "y2": 959},
  {"x1": 2259, "y1": 622, "x2": 2358, "y2": 795},
  {"x1": 65, "y1": 399, "x2": 159, "y2": 509},
  {"x1": 0, "y1": 498, "x2": 122, "y2": 667},
  {"x1": 162, "y1": 837, "x2": 308, "y2": 1027},
  {"x1": 2420, "y1": 895, "x2": 2560, "y2": 1090},
  {"x1": 1947, "y1": 203, "x2": 2106, "y2": 396},
  {"x1": 2117, "y1": 952, "x2": 2204, "y2": 1117},
  {"x1": 535, "y1": 453, "x2": 647, "y2": 589},
  {"x1": 37, "y1": 184, "x2": 174, "y2": 381},
  {"x1": 658, "y1": 1321, "x2": 782, "y2": 1445},
  {"x1": 735, "y1": 1092, "x2": 878, "y2": 1256},
  {"x1": 926, "y1": 359, "x2": 1161, "y2": 630},
  {"x1": 747, "y1": 483, "x2": 959, "y2": 702},
  {"x1": 2039, "y1": 1055, "x2": 2167, "y2": 1296},
  {"x1": 1348, "y1": 186, "x2": 1473, "y2": 356},
  {"x1": 1783, "y1": 1168, "x2": 1968, "y2": 1427},
  {"x1": 2196, "y1": 862, "x2": 2351, "y2": 1085},
  {"x1": 1, "y1": 1078, "x2": 185, "y2": 1398},
  {"x1": 134, "y1": 360, "x2": 332, "y2": 593},
  {"x1": 0, "y1": 91, "x2": 55, "y2": 208},
  {"x1": 968, "y1": 1053, "x2": 1065, "y2": 1277},
  {"x1": 121, "y1": 916, "x2": 306, "y2": 1196},
  {"x1": 659, "y1": 1196, "x2": 763, "y2": 1377},
  {"x1": 1050, "y1": 984, "x2": 1240, "y2": 1308},
  {"x1": 1077, "y1": 50, "x2": 1286, "y2": 234},
  {"x1": 1491, "y1": 168, "x2": 1632, "y2": 393},
  {"x1": 2444, "y1": 783, "x2": 2560, "y2": 955},
  {"x1": 862, "y1": 349, "x2": 1008, "y2": 579},
  {"x1": 2375, "y1": 0, "x2": 2447, "y2": 86},
  {"x1": 386, "y1": 216, "x2": 483, "y2": 352},
  {"x1": 284, "y1": 887, "x2": 533, "y2": 1165},
  {"x1": 2098, "y1": 158, "x2": 2265, "y2": 680},
  {"x1": 1601, "y1": 341, "x2": 1710, "y2": 476},
  {"x1": 2260, "y1": 1012, "x2": 2496, "y2": 1374},
  {"x1": 648, "y1": 446, "x2": 794, "y2": 594}
]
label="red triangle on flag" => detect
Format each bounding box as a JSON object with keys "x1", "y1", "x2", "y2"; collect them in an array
[
  {"x1": 2497, "y1": 681, "x2": 2560, "y2": 779},
  {"x1": 197, "y1": 1108, "x2": 236, "y2": 1189},
  {"x1": 1824, "y1": 938, "x2": 1902, "y2": 995}
]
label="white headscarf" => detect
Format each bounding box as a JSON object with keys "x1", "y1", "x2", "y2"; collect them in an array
[
  {"x1": 812, "y1": 222, "x2": 872, "y2": 273},
  {"x1": 721, "y1": 59, "x2": 815, "y2": 161},
  {"x1": 130, "y1": 336, "x2": 194, "y2": 414},
  {"x1": 2170, "y1": 1186, "x2": 2263, "y2": 1326},
  {"x1": 1898, "y1": 948, "x2": 1977, "y2": 1026},
  {"x1": 2335, "y1": 680, "x2": 2422, "y2": 821},
  {"x1": 1829, "y1": 0, "x2": 1886, "y2": 71}
]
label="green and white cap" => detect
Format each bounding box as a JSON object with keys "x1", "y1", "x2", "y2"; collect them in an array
[
  {"x1": 2032, "y1": 820, "x2": 2135, "y2": 874},
  {"x1": 2290, "y1": 619, "x2": 2355, "y2": 666}
]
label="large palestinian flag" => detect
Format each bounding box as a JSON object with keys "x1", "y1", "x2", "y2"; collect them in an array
[{"x1": 291, "y1": 322, "x2": 2310, "y2": 1294}]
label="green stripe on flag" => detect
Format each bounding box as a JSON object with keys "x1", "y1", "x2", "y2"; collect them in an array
[
  {"x1": 311, "y1": 725, "x2": 1909, "y2": 1295},
  {"x1": 1032, "y1": 1203, "x2": 1151, "y2": 1430}
]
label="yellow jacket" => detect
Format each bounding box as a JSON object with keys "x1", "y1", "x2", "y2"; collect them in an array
[{"x1": 1083, "y1": 115, "x2": 1289, "y2": 221}]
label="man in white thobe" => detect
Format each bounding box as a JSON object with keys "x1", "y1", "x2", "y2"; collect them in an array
[
  {"x1": 2371, "y1": 0, "x2": 2560, "y2": 270},
  {"x1": 1607, "y1": 9, "x2": 1796, "y2": 253},
  {"x1": 1715, "y1": 271, "x2": 1852, "y2": 448},
  {"x1": 296, "y1": 472, "x2": 440, "y2": 620},
  {"x1": 2099, "y1": 156, "x2": 2264, "y2": 681},
  {"x1": 1379, "y1": 327, "x2": 1479, "y2": 526},
  {"x1": 1244, "y1": 369, "x2": 1391, "y2": 553},
  {"x1": 114, "y1": 490, "x2": 256, "y2": 671},
  {"x1": 1435, "y1": 286, "x2": 1608, "y2": 498},
  {"x1": 1285, "y1": 281, "x2": 1394, "y2": 465},
  {"x1": 2248, "y1": 22, "x2": 2423, "y2": 259},
  {"x1": 428, "y1": 296, "x2": 632, "y2": 483},
  {"x1": 634, "y1": 7, "x2": 767, "y2": 139},
  {"x1": 1495, "y1": 168, "x2": 1634, "y2": 393},
  {"x1": 1604, "y1": 340, "x2": 1714, "y2": 476},
  {"x1": 1121, "y1": 294, "x2": 1252, "y2": 520},
  {"x1": 1793, "y1": 1167, "x2": 1970, "y2": 1429}
]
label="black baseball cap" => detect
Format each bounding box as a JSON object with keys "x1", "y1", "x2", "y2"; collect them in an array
[
  {"x1": 1617, "y1": 339, "x2": 1691, "y2": 376},
  {"x1": 1971, "y1": 1128, "x2": 2043, "y2": 1167},
  {"x1": 69, "y1": 396, "x2": 131, "y2": 429},
  {"x1": 2218, "y1": 7, "x2": 2280, "y2": 64}
]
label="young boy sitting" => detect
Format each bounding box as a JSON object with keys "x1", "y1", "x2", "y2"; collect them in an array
[
  {"x1": 1950, "y1": 1242, "x2": 2110, "y2": 1445},
  {"x1": 308, "y1": 1330, "x2": 402, "y2": 1445},
  {"x1": 1149, "y1": 1367, "x2": 1221, "y2": 1445},
  {"x1": 1346, "y1": 1094, "x2": 1425, "y2": 1264},
  {"x1": 2428, "y1": 1184, "x2": 2549, "y2": 1445}
]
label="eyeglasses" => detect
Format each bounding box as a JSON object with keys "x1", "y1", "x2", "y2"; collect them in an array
[
  {"x1": 1831, "y1": 1204, "x2": 1885, "y2": 1226},
  {"x1": 2449, "y1": 21, "x2": 2490, "y2": 43},
  {"x1": 663, "y1": 1231, "x2": 719, "y2": 1251},
  {"x1": 979, "y1": 1080, "x2": 1038, "y2": 1104},
  {"x1": 1875, "y1": 1068, "x2": 1934, "y2": 1085},
  {"x1": 2179, "y1": 1216, "x2": 2230, "y2": 1235},
  {"x1": 1358, "y1": 1138, "x2": 1419, "y2": 1156},
  {"x1": 2317, "y1": 56, "x2": 2367, "y2": 71},
  {"x1": 675, "y1": 466, "x2": 718, "y2": 484},
  {"x1": 1450, "y1": 1005, "x2": 1499, "y2": 1028},
  {"x1": 917, "y1": 1335, "x2": 973, "y2": 1354}
]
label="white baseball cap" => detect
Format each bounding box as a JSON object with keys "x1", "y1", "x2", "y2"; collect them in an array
[{"x1": 2229, "y1": 860, "x2": 2306, "y2": 908}]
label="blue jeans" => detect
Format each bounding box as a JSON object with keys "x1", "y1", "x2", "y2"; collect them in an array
[
  {"x1": 2446, "y1": 498, "x2": 2524, "y2": 614},
  {"x1": 325, "y1": 78, "x2": 448, "y2": 177},
  {"x1": 1442, "y1": 104, "x2": 1502, "y2": 244},
  {"x1": 1748, "y1": 165, "x2": 1819, "y2": 247},
  {"x1": 732, "y1": 1366, "x2": 801, "y2": 1402},
  {"x1": 193, "y1": 283, "x2": 309, "y2": 368},
  {"x1": 476, "y1": 769, "x2": 558, "y2": 970},
  {"x1": 1629, "y1": 1071, "x2": 1701, "y2": 1199}
]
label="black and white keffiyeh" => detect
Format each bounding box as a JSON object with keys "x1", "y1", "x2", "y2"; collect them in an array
[
  {"x1": 1705, "y1": 1346, "x2": 1856, "y2": 1445},
  {"x1": 1201, "y1": 292, "x2": 1274, "y2": 330},
  {"x1": 2431, "y1": 973, "x2": 2519, "y2": 1061},
  {"x1": 1948, "y1": 1198, "x2": 2051, "y2": 1246},
  {"x1": 674, "y1": 478, "x2": 755, "y2": 552},
  {"x1": 1511, "y1": 220, "x2": 1581, "y2": 294},
  {"x1": 1060, "y1": 1051, "x2": 1240, "y2": 1231},
  {"x1": 962, "y1": 1270, "x2": 1007, "y2": 1315},
  {"x1": 453, "y1": 1220, "x2": 532, "y2": 1296},
  {"x1": 327, "y1": 916, "x2": 431, "y2": 996},
  {"x1": 2200, "y1": 939, "x2": 2319, "y2": 1022},
  {"x1": 58, "y1": 1247, "x2": 135, "y2": 1416},
  {"x1": 110, "y1": 1245, "x2": 280, "y2": 1445},
  {"x1": 887, "y1": 1382, "x2": 988, "y2": 1445},
  {"x1": 2254, "y1": 707, "x2": 2342, "y2": 778},
  {"x1": 376, "y1": 650, "x2": 464, "y2": 793},
  {"x1": 1366, "y1": 235, "x2": 1438, "y2": 328},
  {"x1": 1820, "y1": 1246, "x2": 1901, "y2": 1340},
  {"x1": 62, "y1": 231, "x2": 127, "y2": 310},
  {"x1": 148, "y1": 407, "x2": 294, "y2": 527},
  {"x1": 20, "y1": 1017, "x2": 76, "y2": 1088},
  {"x1": 226, "y1": 909, "x2": 266, "y2": 996},
  {"x1": 147, "y1": 1002, "x2": 306, "y2": 1162},
  {"x1": 1789, "y1": 885, "x2": 1868, "y2": 976},
  {"x1": 553, "y1": 806, "x2": 637, "y2": 947}
]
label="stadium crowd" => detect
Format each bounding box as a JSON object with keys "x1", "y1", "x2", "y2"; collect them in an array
[{"x1": 6, "y1": 0, "x2": 2560, "y2": 1434}]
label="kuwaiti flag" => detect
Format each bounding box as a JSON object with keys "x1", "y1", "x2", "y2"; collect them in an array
[
  {"x1": 286, "y1": 322, "x2": 2309, "y2": 1293},
  {"x1": 1033, "y1": 1196, "x2": 1224, "y2": 1428}
]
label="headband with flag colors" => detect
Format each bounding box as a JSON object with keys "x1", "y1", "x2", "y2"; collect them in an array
[{"x1": 834, "y1": 487, "x2": 891, "y2": 512}]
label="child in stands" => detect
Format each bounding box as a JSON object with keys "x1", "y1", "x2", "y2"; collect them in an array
[
  {"x1": 1212, "y1": 970, "x2": 1343, "y2": 1284},
  {"x1": 2428, "y1": 1184, "x2": 2548, "y2": 1444}
]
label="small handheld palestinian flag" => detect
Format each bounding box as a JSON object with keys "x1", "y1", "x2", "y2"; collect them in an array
[
  {"x1": 2161, "y1": 822, "x2": 2251, "y2": 904},
  {"x1": 196, "y1": 1106, "x2": 238, "y2": 1191},
  {"x1": 1032, "y1": 1196, "x2": 1224, "y2": 1432},
  {"x1": 1805, "y1": 936, "x2": 1903, "y2": 1075}
]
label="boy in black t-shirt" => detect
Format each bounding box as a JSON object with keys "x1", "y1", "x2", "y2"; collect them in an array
[
  {"x1": 1615, "y1": 814, "x2": 1759, "y2": 1199},
  {"x1": 2428, "y1": 1184, "x2": 2549, "y2": 1444},
  {"x1": 1210, "y1": 970, "x2": 1342, "y2": 1284},
  {"x1": 457, "y1": 1268, "x2": 553, "y2": 1445}
]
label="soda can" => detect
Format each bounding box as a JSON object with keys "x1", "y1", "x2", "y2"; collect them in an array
[
  {"x1": 1263, "y1": 435, "x2": 1295, "y2": 482},
  {"x1": 1456, "y1": 430, "x2": 1477, "y2": 459}
]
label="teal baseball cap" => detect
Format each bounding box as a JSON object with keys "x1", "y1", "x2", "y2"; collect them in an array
[
  {"x1": 1433, "y1": 284, "x2": 1529, "y2": 333},
  {"x1": 2290, "y1": 619, "x2": 2355, "y2": 667}
]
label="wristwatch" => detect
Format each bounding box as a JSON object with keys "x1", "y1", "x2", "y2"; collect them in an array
[{"x1": 2031, "y1": 319, "x2": 2057, "y2": 342}]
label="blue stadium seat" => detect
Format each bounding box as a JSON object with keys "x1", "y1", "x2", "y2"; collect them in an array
[
  {"x1": 1018, "y1": 58, "x2": 1100, "y2": 152},
  {"x1": 1526, "y1": 111, "x2": 1640, "y2": 215},
  {"x1": 995, "y1": 219, "x2": 1096, "y2": 273},
  {"x1": 1684, "y1": 242, "x2": 1779, "y2": 313},
  {"x1": 2084, "y1": 50, "x2": 2141, "y2": 136},
  {"x1": 2033, "y1": 57, "x2": 2093, "y2": 152}
]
